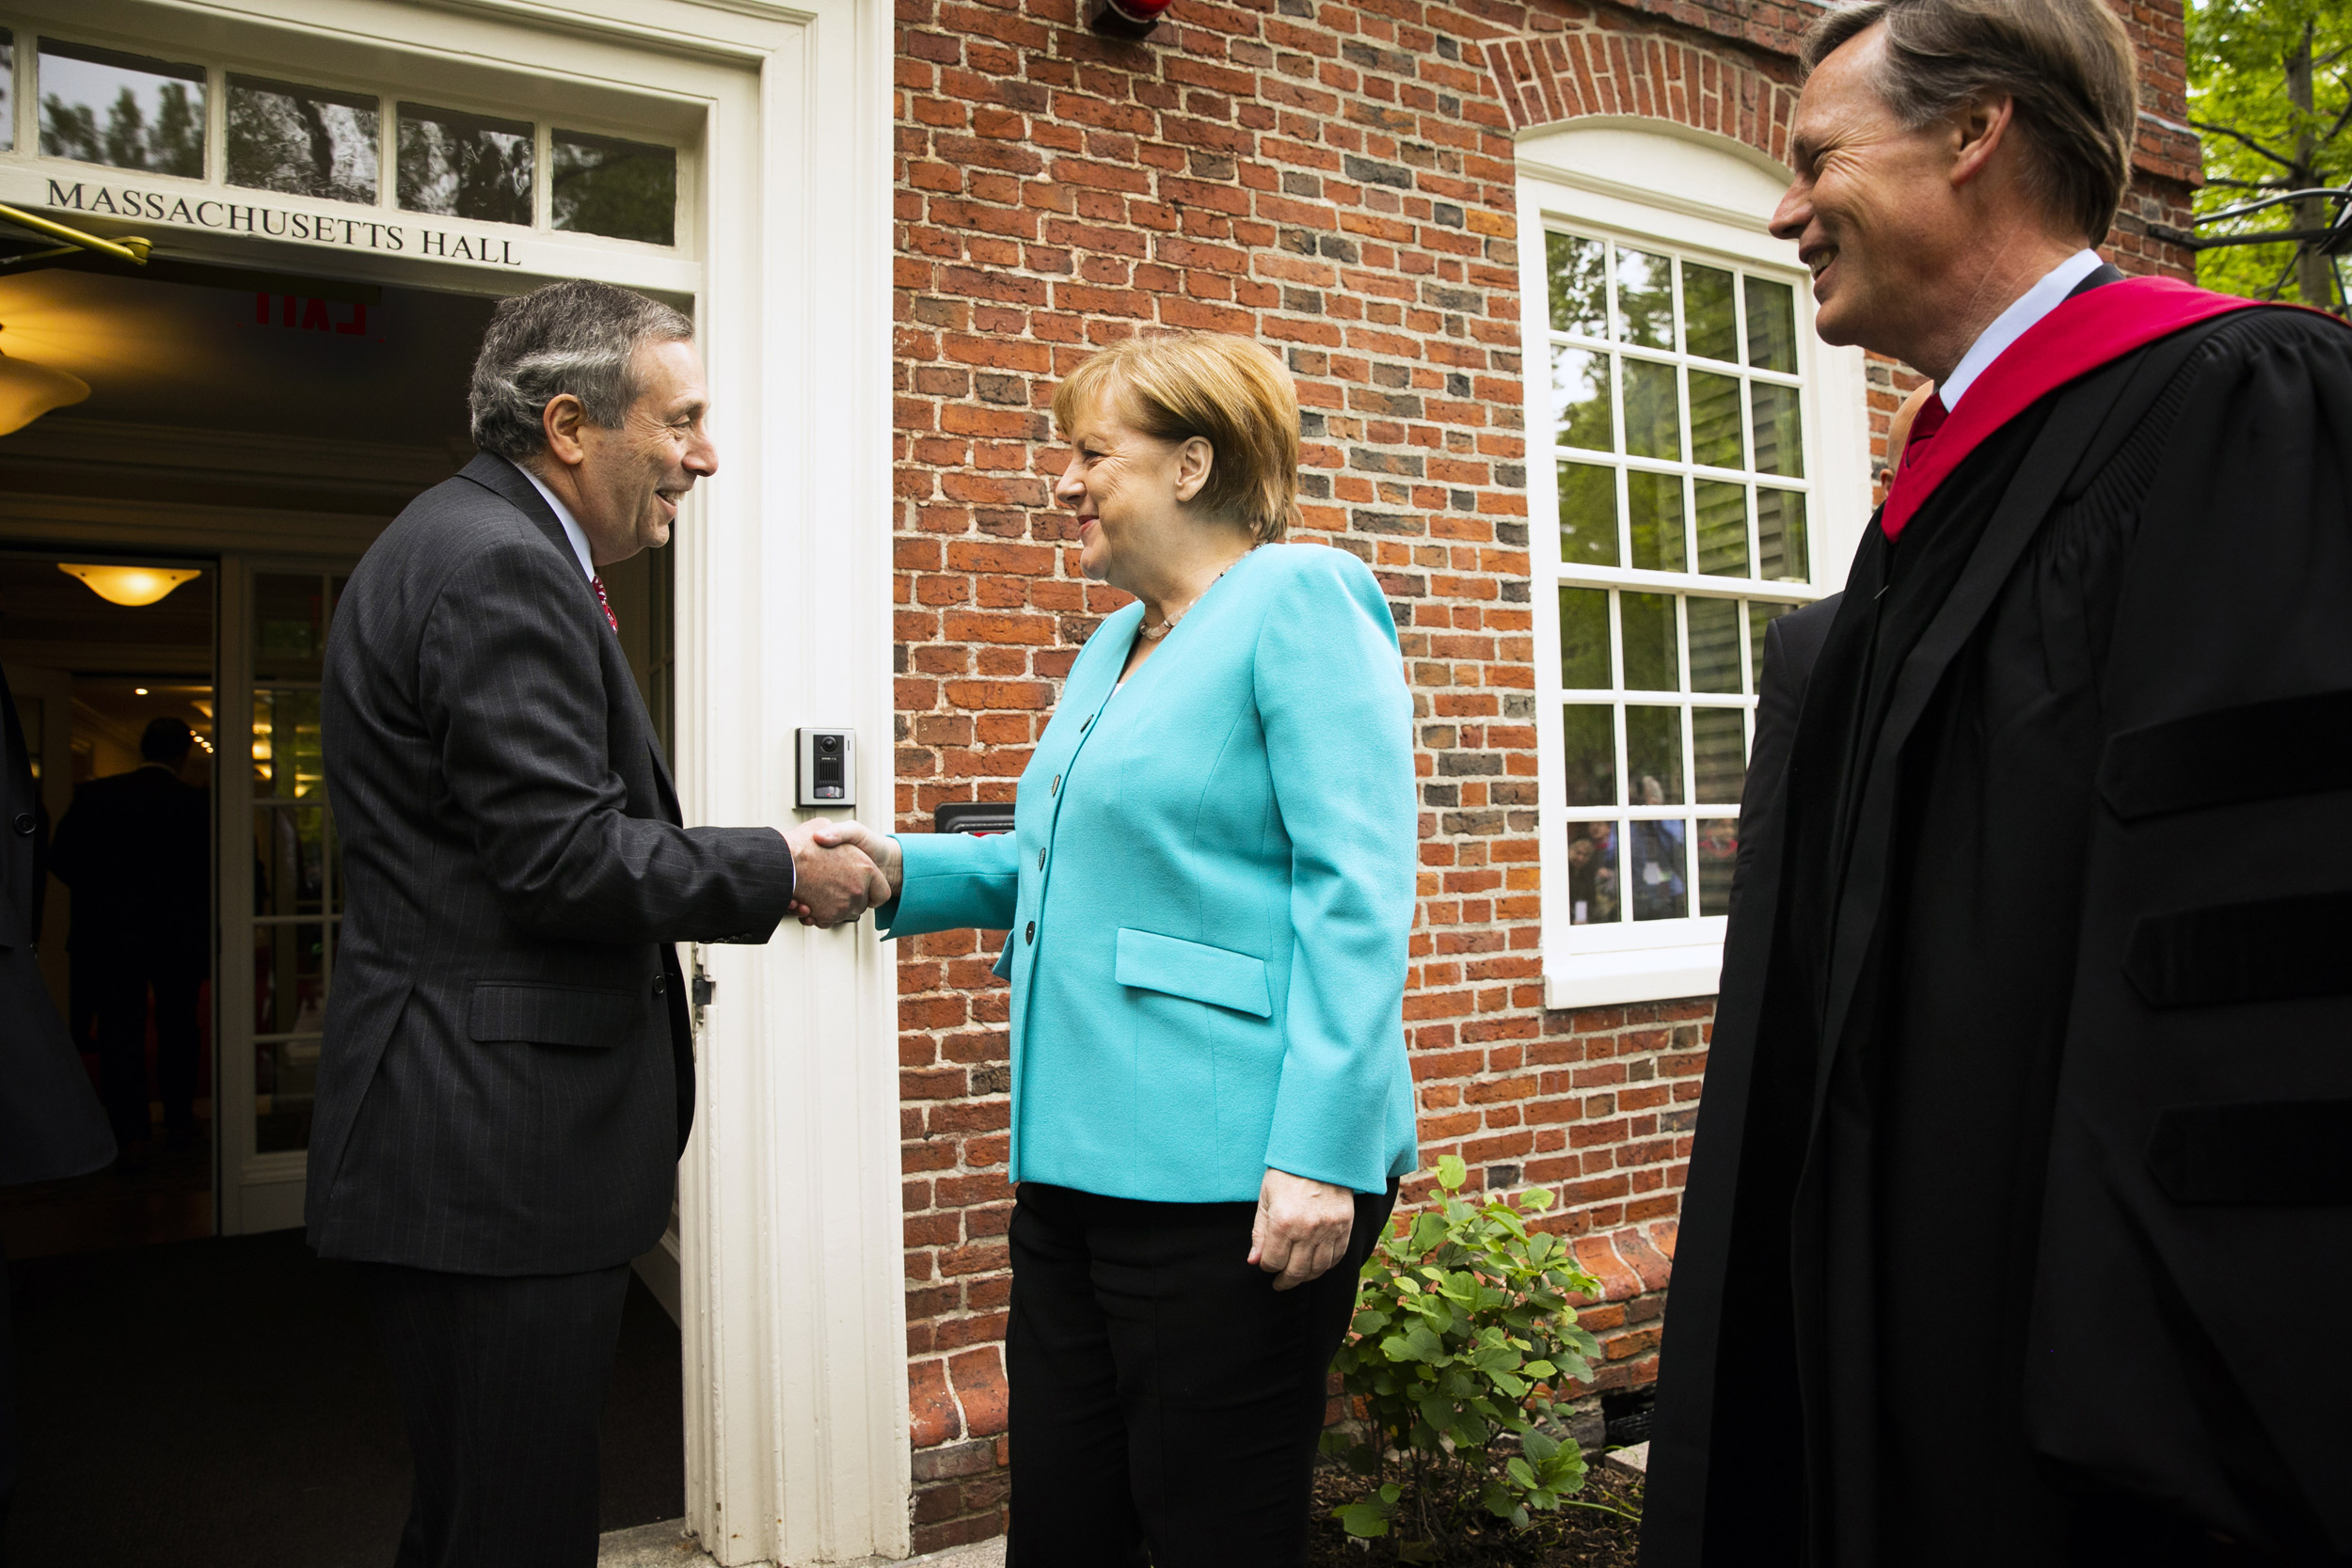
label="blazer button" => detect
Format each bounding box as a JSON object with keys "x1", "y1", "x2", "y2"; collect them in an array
[
  {"x1": 1025, "y1": 920, "x2": 1036, "y2": 944},
  {"x1": 9, "y1": 812, "x2": 31, "y2": 836},
  {"x1": 652, "y1": 975, "x2": 668, "y2": 995}
]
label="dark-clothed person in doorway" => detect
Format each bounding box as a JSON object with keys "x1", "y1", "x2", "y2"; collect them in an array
[
  {"x1": 311, "y1": 280, "x2": 889, "y2": 1568},
  {"x1": 820, "y1": 332, "x2": 1419, "y2": 1565},
  {"x1": 0, "y1": 662, "x2": 116, "y2": 1560},
  {"x1": 48, "y1": 717, "x2": 210, "y2": 1153},
  {"x1": 1644, "y1": 0, "x2": 2352, "y2": 1563}
]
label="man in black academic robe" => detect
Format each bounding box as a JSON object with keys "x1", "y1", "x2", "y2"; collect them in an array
[{"x1": 1644, "y1": 2, "x2": 2352, "y2": 1564}]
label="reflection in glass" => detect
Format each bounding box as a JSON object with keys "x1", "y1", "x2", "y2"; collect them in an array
[
  {"x1": 1751, "y1": 381, "x2": 1804, "y2": 477},
  {"x1": 1558, "y1": 587, "x2": 1610, "y2": 689},
  {"x1": 229, "y1": 76, "x2": 379, "y2": 202},
  {"x1": 1628, "y1": 471, "x2": 1686, "y2": 572},
  {"x1": 1557, "y1": 461, "x2": 1620, "y2": 568},
  {"x1": 1562, "y1": 705, "x2": 1618, "y2": 809},
  {"x1": 256, "y1": 804, "x2": 328, "y2": 917},
  {"x1": 1747, "y1": 276, "x2": 1800, "y2": 372},
  {"x1": 1566, "y1": 820, "x2": 1619, "y2": 926},
  {"x1": 39, "y1": 40, "x2": 205, "y2": 177},
  {"x1": 1689, "y1": 370, "x2": 1744, "y2": 469},
  {"x1": 1688, "y1": 597, "x2": 1742, "y2": 694},
  {"x1": 1749, "y1": 599, "x2": 1794, "y2": 684},
  {"x1": 552, "y1": 131, "x2": 676, "y2": 245},
  {"x1": 1629, "y1": 816, "x2": 1689, "y2": 921},
  {"x1": 1, "y1": 31, "x2": 14, "y2": 154},
  {"x1": 255, "y1": 574, "x2": 326, "y2": 677},
  {"x1": 252, "y1": 922, "x2": 327, "y2": 1038},
  {"x1": 1552, "y1": 347, "x2": 1613, "y2": 451},
  {"x1": 1696, "y1": 817, "x2": 1739, "y2": 917},
  {"x1": 1694, "y1": 480, "x2": 1750, "y2": 577},
  {"x1": 1547, "y1": 231, "x2": 1609, "y2": 338},
  {"x1": 1626, "y1": 705, "x2": 1685, "y2": 804},
  {"x1": 1757, "y1": 489, "x2": 1810, "y2": 581},
  {"x1": 1615, "y1": 247, "x2": 1676, "y2": 349},
  {"x1": 399, "y1": 103, "x2": 533, "y2": 225},
  {"x1": 1622, "y1": 359, "x2": 1680, "y2": 461},
  {"x1": 1683, "y1": 262, "x2": 1738, "y2": 361},
  {"x1": 1692, "y1": 706, "x2": 1747, "y2": 805},
  {"x1": 1620, "y1": 592, "x2": 1678, "y2": 692},
  {"x1": 254, "y1": 689, "x2": 326, "y2": 800}
]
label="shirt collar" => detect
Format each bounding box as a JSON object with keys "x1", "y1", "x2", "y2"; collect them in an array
[
  {"x1": 517, "y1": 465, "x2": 597, "y2": 582},
  {"x1": 1939, "y1": 247, "x2": 2106, "y2": 409}
]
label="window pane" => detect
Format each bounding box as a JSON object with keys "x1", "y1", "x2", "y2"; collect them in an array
[
  {"x1": 0, "y1": 30, "x2": 13, "y2": 154},
  {"x1": 1566, "y1": 820, "x2": 1620, "y2": 926},
  {"x1": 1626, "y1": 705, "x2": 1685, "y2": 804},
  {"x1": 253, "y1": 689, "x2": 326, "y2": 800},
  {"x1": 1758, "y1": 488, "x2": 1810, "y2": 582},
  {"x1": 1620, "y1": 592, "x2": 1679, "y2": 692},
  {"x1": 1749, "y1": 599, "x2": 1795, "y2": 688},
  {"x1": 39, "y1": 40, "x2": 205, "y2": 177},
  {"x1": 1614, "y1": 246, "x2": 1676, "y2": 350},
  {"x1": 1746, "y1": 276, "x2": 1800, "y2": 372},
  {"x1": 1548, "y1": 232, "x2": 1608, "y2": 338},
  {"x1": 229, "y1": 75, "x2": 378, "y2": 203},
  {"x1": 1692, "y1": 706, "x2": 1746, "y2": 805},
  {"x1": 1629, "y1": 817, "x2": 1690, "y2": 921},
  {"x1": 1751, "y1": 381, "x2": 1804, "y2": 477},
  {"x1": 254, "y1": 574, "x2": 326, "y2": 679},
  {"x1": 1683, "y1": 262, "x2": 1738, "y2": 361},
  {"x1": 1556, "y1": 461, "x2": 1620, "y2": 568},
  {"x1": 1628, "y1": 471, "x2": 1686, "y2": 573},
  {"x1": 1551, "y1": 346, "x2": 1613, "y2": 452},
  {"x1": 1623, "y1": 359, "x2": 1680, "y2": 461},
  {"x1": 1558, "y1": 587, "x2": 1610, "y2": 689},
  {"x1": 552, "y1": 130, "x2": 676, "y2": 245},
  {"x1": 1694, "y1": 480, "x2": 1750, "y2": 578},
  {"x1": 1688, "y1": 596, "x2": 1742, "y2": 693},
  {"x1": 1562, "y1": 705, "x2": 1618, "y2": 809},
  {"x1": 1696, "y1": 816, "x2": 1739, "y2": 917},
  {"x1": 1690, "y1": 370, "x2": 1744, "y2": 469},
  {"x1": 398, "y1": 103, "x2": 533, "y2": 225}
]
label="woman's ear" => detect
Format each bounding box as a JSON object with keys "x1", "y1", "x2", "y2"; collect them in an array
[{"x1": 1172, "y1": 435, "x2": 1214, "y2": 505}]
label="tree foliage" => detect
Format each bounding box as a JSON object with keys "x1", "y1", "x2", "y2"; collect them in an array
[{"x1": 2188, "y1": 0, "x2": 2352, "y2": 309}]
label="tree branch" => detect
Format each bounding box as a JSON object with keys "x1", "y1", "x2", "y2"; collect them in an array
[
  {"x1": 2204, "y1": 176, "x2": 2294, "y2": 190},
  {"x1": 2190, "y1": 119, "x2": 2299, "y2": 169}
]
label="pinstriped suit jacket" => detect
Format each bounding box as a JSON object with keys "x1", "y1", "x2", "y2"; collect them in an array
[{"x1": 309, "y1": 452, "x2": 794, "y2": 1275}]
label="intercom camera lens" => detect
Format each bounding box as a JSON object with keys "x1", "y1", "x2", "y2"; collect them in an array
[{"x1": 818, "y1": 736, "x2": 840, "y2": 753}]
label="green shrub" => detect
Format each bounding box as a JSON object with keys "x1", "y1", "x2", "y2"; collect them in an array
[{"x1": 1323, "y1": 1155, "x2": 1630, "y2": 1555}]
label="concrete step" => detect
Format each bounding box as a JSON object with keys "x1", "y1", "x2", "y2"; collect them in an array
[{"x1": 596, "y1": 1519, "x2": 1007, "y2": 1568}]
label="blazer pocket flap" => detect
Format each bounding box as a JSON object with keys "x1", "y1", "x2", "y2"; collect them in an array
[
  {"x1": 468, "y1": 981, "x2": 641, "y2": 1049},
  {"x1": 1115, "y1": 928, "x2": 1272, "y2": 1018}
]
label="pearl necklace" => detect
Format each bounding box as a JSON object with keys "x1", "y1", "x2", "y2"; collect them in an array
[{"x1": 1137, "y1": 552, "x2": 1251, "y2": 641}]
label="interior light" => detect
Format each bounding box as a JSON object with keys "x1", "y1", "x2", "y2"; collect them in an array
[
  {"x1": 58, "y1": 562, "x2": 203, "y2": 607},
  {"x1": 0, "y1": 329, "x2": 92, "y2": 436},
  {"x1": 134, "y1": 687, "x2": 149, "y2": 695}
]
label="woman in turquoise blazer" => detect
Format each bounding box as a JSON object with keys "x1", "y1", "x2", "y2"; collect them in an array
[{"x1": 819, "y1": 333, "x2": 1415, "y2": 1562}]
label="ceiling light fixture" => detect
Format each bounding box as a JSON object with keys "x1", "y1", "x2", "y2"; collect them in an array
[
  {"x1": 0, "y1": 327, "x2": 91, "y2": 436},
  {"x1": 57, "y1": 562, "x2": 204, "y2": 608}
]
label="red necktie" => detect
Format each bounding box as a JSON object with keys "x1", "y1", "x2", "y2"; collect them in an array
[{"x1": 591, "y1": 576, "x2": 618, "y2": 632}]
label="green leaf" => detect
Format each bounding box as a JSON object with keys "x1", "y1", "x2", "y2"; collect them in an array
[
  {"x1": 1507, "y1": 1456, "x2": 1538, "y2": 1488},
  {"x1": 1523, "y1": 1428, "x2": 1561, "y2": 1464},
  {"x1": 1333, "y1": 1501, "x2": 1392, "y2": 1538},
  {"x1": 1436, "y1": 1154, "x2": 1468, "y2": 1191}
]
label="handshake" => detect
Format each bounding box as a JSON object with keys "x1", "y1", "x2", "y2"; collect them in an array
[{"x1": 781, "y1": 819, "x2": 904, "y2": 927}]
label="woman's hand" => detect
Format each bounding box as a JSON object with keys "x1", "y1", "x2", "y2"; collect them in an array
[
  {"x1": 789, "y1": 819, "x2": 901, "y2": 926},
  {"x1": 1248, "y1": 1167, "x2": 1356, "y2": 1291}
]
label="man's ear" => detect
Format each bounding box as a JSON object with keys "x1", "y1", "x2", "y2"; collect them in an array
[
  {"x1": 542, "y1": 393, "x2": 589, "y2": 469},
  {"x1": 1948, "y1": 92, "x2": 2019, "y2": 192},
  {"x1": 1172, "y1": 436, "x2": 1215, "y2": 504}
]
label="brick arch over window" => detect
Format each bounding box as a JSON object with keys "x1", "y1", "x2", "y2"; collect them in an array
[{"x1": 1480, "y1": 32, "x2": 1803, "y2": 167}]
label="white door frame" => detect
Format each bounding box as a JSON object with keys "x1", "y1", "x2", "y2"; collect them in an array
[{"x1": 2, "y1": 0, "x2": 906, "y2": 1558}]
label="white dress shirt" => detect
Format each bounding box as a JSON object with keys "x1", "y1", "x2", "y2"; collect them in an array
[
  {"x1": 518, "y1": 465, "x2": 598, "y2": 582},
  {"x1": 1939, "y1": 247, "x2": 2106, "y2": 409}
]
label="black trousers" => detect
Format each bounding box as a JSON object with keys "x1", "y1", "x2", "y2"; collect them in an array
[
  {"x1": 359, "y1": 1260, "x2": 631, "y2": 1568},
  {"x1": 0, "y1": 1236, "x2": 16, "y2": 1568},
  {"x1": 1007, "y1": 1179, "x2": 1396, "y2": 1567},
  {"x1": 92, "y1": 964, "x2": 201, "y2": 1147}
]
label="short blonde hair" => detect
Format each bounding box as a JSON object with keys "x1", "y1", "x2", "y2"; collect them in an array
[{"x1": 1051, "y1": 332, "x2": 1299, "y2": 545}]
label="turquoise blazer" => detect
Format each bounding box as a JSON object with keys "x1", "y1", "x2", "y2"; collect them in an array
[{"x1": 881, "y1": 544, "x2": 1419, "y2": 1200}]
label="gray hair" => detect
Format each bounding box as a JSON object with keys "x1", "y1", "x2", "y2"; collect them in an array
[
  {"x1": 468, "y1": 279, "x2": 694, "y2": 460},
  {"x1": 1803, "y1": 0, "x2": 2138, "y2": 245}
]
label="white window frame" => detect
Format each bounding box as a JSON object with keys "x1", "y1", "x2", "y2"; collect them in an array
[{"x1": 1516, "y1": 121, "x2": 1871, "y2": 1009}]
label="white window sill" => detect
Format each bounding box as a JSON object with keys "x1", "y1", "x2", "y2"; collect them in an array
[{"x1": 1544, "y1": 941, "x2": 1724, "y2": 1010}]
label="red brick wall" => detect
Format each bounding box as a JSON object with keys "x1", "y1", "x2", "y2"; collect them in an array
[{"x1": 889, "y1": 0, "x2": 2195, "y2": 1547}]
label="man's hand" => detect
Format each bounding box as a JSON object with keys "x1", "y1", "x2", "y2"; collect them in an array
[
  {"x1": 1248, "y1": 1167, "x2": 1357, "y2": 1291},
  {"x1": 781, "y1": 819, "x2": 890, "y2": 927},
  {"x1": 803, "y1": 820, "x2": 904, "y2": 926}
]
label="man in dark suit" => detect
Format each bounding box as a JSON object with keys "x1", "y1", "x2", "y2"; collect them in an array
[
  {"x1": 311, "y1": 279, "x2": 886, "y2": 1568},
  {"x1": 48, "y1": 718, "x2": 210, "y2": 1153},
  {"x1": 1, "y1": 662, "x2": 117, "y2": 1561}
]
